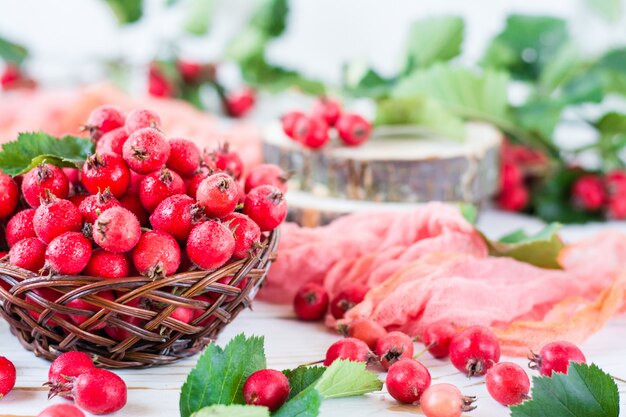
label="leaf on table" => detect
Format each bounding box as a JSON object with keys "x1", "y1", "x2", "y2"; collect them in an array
[
  {"x1": 510, "y1": 362, "x2": 620, "y2": 417},
  {"x1": 484, "y1": 223, "x2": 565, "y2": 269},
  {"x1": 375, "y1": 96, "x2": 466, "y2": 140},
  {"x1": 184, "y1": 0, "x2": 216, "y2": 36},
  {"x1": 179, "y1": 334, "x2": 266, "y2": 417},
  {"x1": 191, "y1": 405, "x2": 270, "y2": 417},
  {"x1": 314, "y1": 360, "x2": 383, "y2": 399},
  {"x1": 481, "y1": 15, "x2": 569, "y2": 82},
  {"x1": 0, "y1": 132, "x2": 94, "y2": 176},
  {"x1": 343, "y1": 61, "x2": 393, "y2": 99},
  {"x1": 0, "y1": 36, "x2": 28, "y2": 65},
  {"x1": 103, "y1": 0, "x2": 143, "y2": 25},
  {"x1": 273, "y1": 385, "x2": 322, "y2": 417},
  {"x1": 283, "y1": 366, "x2": 326, "y2": 400},
  {"x1": 402, "y1": 16, "x2": 464, "y2": 73},
  {"x1": 392, "y1": 64, "x2": 510, "y2": 127}
]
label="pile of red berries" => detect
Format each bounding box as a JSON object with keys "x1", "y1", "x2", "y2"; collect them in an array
[
  {"x1": 291, "y1": 282, "x2": 588, "y2": 415},
  {"x1": 571, "y1": 171, "x2": 626, "y2": 219},
  {"x1": 0, "y1": 105, "x2": 288, "y2": 331},
  {"x1": 0, "y1": 352, "x2": 127, "y2": 416},
  {"x1": 281, "y1": 97, "x2": 372, "y2": 149}
]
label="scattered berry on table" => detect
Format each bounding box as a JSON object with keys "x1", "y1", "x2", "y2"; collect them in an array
[
  {"x1": 485, "y1": 362, "x2": 530, "y2": 406},
  {"x1": 344, "y1": 319, "x2": 387, "y2": 350},
  {"x1": 0, "y1": 356, "x2": 16, "y2": 399},
  {"x1": 324, "y1": 337, "x2": 371, "y2": 366},
  {"x1": 293, "y1": 282, "x2": 329, "y2": 322},
  {"x1": 376, "y1": 331, "x2": 415, "y2": 370},
  {"x1": 243, "y1": 369, "x2": 290, "y2": 411},
  {"x1": 385, "y1": 359, "x2": 431, "y2": 404},
  {"x1": 421, "y1": 322, "x2": 457, "y2": 359},
  {"x1": 293, "y1": 116, "x2": 329, "y2": 149},
  {"x1": 529, "y1": 340, "x2": 586, "y2": 376},
  {"x1": 281, "y1": 111, "x2": 306, "y2": 139},
  {"x1": 47, "y1": 351, "x2": 95, "y2": 385},
  {"x1": 37, "y1": 403, "x2": 85, "y2": 417},
  {"x1": 449, "y1": 325, "x2": 501, "y2": 377},
  {"x1": 420, "y1": 383, "x2": 476, "y2": 417},
  {"x1": 330, "y1": 284, "x2": 369, "y2": 320},
  {"x1": 54, "y1": 368, "x2": 127, "y2": 415},
  {"x1": 311, "y1": 97, "x2": 342, "y2": 126}
]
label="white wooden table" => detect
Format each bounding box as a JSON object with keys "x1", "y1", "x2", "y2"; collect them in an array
[{"x1": 1, "y1": 210, "x2": 626, "y2": 417}]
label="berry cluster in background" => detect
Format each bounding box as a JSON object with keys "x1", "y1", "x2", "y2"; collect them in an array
[
  {"x1": 281, "y1": 97, "x2": 372, "y2": 149},
  {"x1": 288, "y1": 282, "x2": 589, "y2": 416},
  {"x1": 0, "y1": 104, "x2": 288, "y2": 333}
]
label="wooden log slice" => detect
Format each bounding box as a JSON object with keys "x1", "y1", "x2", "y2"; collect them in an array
[{"x1": 263, "y1": 122, "x2": 503, "y2": 204}]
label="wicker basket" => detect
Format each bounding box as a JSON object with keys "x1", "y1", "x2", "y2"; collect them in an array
[{"x1": 0, "y1": 229, "x2": 279, "y2": 369}]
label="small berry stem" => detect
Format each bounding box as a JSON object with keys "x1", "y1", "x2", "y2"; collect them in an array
[{"x1": 297, "y1": 359, "x2": 324, "y2": 368}]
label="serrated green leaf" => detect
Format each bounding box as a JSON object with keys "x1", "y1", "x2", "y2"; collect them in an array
[
  {"x1": 184, "y1": 0, "x2": 216, "y2": 36},
  {"x1": 282, "y1": 366, "x2": 326, "y2": 401},
  {"x1": 375, "y1": 96, "x2": 466, "y2": 140},
  {"x1": 481, "y1": 15, "x2": 569, "y2": 81},
  {"x1": 273, "y1": 385, "x2": 322, "y2": 417},
  {"x1": 314, "y1": 360, "x2": 382, "y2": 399},
  {"x1": 249, "y1": 0, "x2": 288, "y2": 38},
  {"x1": 191, "y1": 405, "x2": 270, "y2": 417},
  {"x1": 393, "y1": 64, "x2": 510, "y2": 125},
  {"x1": 510, "y1": 362, "x2": 619, "y2": 417},
  {"x1": 0, "y1": 36, "x2": 28, "y2": 65},
  {"x1": 0, "y1": 132, "x2": 94, "y2": 176},
  {"x1": 104, "y1": 0, "x2": 143, "y2": 25},
  {"x1": 179, "y1": 334, "x2": 266, "y2": 417},
  {"x1": 403, "y1": 16, "x2": 464, "y2": 73},
  {"x1": 538, "y1": 41, "x2": 581, "y2": 94},
  {"x1": 485, "y1": 223, "x2": 564, "y2": 269},
  {"x1": 513, "y1": 99, "x2": 564, "y2": 140}
]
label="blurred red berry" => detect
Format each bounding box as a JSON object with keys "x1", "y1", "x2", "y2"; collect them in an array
[
  {"x1": 500, "y1": 162, "x2": 523, "y2": 191},
  {"x1": 311, "y1": 97, "x2": 342, "y2": 126},
  {"x1": 606, "y1": 170, "x2": 626, "y2": 195},
  {"x1": 293, "y1": 116, "x2": 329, "y2": 149},
  {"x1": 281, "y1": 111, "x2": 306, "y2": 139},
  {"x1": 177, "y1": 60, "x2": 202, "y2": 84},
  {"x1": 497, "y1": 185, "x2": 529, "y2": 212},
  {"x1": 1, "y1": 64, "x2": 36, "y2": 90},
  {"x1": 225, "y1": 88, "x2": 255, "y2": 118},
  {"x1": 148, "y1": 64, "x2": 175, "y2": 98},
  {"x1": 607, "y1": 196, "x2": 626, "y2": 219},
  {"x1": 572, "y1": 175, "x2": 606, "y2": 211}
]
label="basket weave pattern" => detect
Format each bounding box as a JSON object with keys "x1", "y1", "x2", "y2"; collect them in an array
[{"x1": 0, "y1": 230, "x2": 278, "y2": 369}]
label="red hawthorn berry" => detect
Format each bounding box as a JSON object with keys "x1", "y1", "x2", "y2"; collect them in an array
[
  {"x1": 497, "y1": 185, "x2": 529, "y2": 212},
  {"x1": 224, "y1": 88, "x2": 256, "y2": 118},
  {"x1": 607, "y1": 196, "x2": 626, "y2": 219},
  {"x1": 500, "y1": 161, "x2": 523, "y2": 191},
  {"x1": 572, "y1": 175, "x2": 607, "y2": 211},
  {"x1": 148, "y1": 64, "x2": 175, "y2": 98}
]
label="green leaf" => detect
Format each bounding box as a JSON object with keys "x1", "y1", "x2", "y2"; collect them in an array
[
  {"x1": 184, "y1": 0, "x2": 216, "y2": 36},
  {"x1": 191, "y1": 405, "x2": 270, "y2": 417},
  {"x1": 510, "y1": 362, "x2": 619, "y2": 417},
  {"x1": 103, "y1": 0, "x2": 143, "y2": 25},
  {"x1": 538, "y1": 41, "x2": 581, "y2": 94},
  {"x1": 484, "y1": 223, "x2": 565, "y2": 269},
  {"x1": 593, "y1": 112, "x2": 626, "y2": 169},
  {"x1": 179, "y1": 334, "x2": 266, "y2": 417},
  {"x1": 249, "y1": 0, "x2": 288, "y2": 38},
  {"x1": 375, "y1": 96, "x2": 466, "y2": 140},
  {"x1": 283, "y1": 366, "x2": 326, "y2": 401},
  {"x1": 512, "y1": 99, "x2": 564, "y2": 140},
  {"x1": 584, "y1": 0, "x2": 623, "y2": 23},
  {"x1": 393, "y1": 64, "x2": 510, "y2": 124},
  {"x1": 0, "y1": 36, "x2": 28, "y2": 65},
  {"x1": 459, "y1": 203, "x2": 478, "y2": 225},
  {"x1": 0, "y1": 132, "x2": 94, "y2": 176},
  {"x1": 403, "y1": 16, "x2": 464, "y2": 73},
  {"x1": 481, "y1": 15, "x2": 569, "y2": 81},
  {"x1": 273, "y1": 385, "x2": 322, "y2": 417},
  {"x1": 314, "y1": 360, "x2": 383, "y2": 399},
  {"x1": 343, "y1": 61, "x2": 393, "y2": 99}
]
